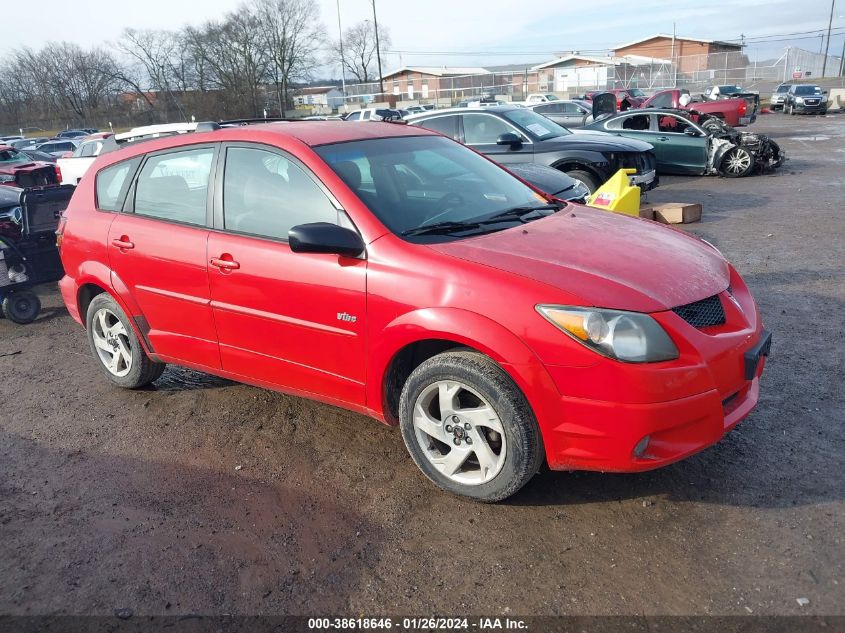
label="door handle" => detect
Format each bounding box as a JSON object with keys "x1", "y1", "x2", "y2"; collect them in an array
[
  {"x1": 210, "y1": 256, "x2": 240, "y2": 271},
  {"x1": 111, "y1": 237, "x2": 134, "y2": 249},
  {"x1": 657, "y1": 136, "x2": 669, "y2": 141}
]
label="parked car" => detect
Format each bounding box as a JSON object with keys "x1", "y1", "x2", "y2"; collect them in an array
[
  {"x1": 57, "y1": 120, "x2": 769, "y2": 501},
  {"x1": 343, "y1": 108, "x2": 403, "y2": 121},
  {"x1": 523, "y1": 93, "x2": 560, "y2": 105},
  {"x1": 584, "y1": 107, "x2": 784, "y2": 177},
  {"x1": 405, "y1": 105, "x2": 657, "y2": 194},
  {"x1": 33, "y1": 139, "x2": 81, "y2": 157},
  {"x1": 505, "y1": 163, "x2": 590, "y2": 203},
  {"x1": 529, "y1": 100, "x2": 593, "y2": 127},
  {"x1": 56, "y1": 138, "x2": 107, "y2": 185},
  {"x1": 8, "y1": 138, "x2": 49, "y2": 150},
  {"x1": 584, "y1": 89, "x2": 645, "y2": 108},
  {"x1": 0, "y1": 146, "x2": 59, "y2": 188},
  {"x1": 783, "y1": 85, "x2": 827, "y2": 115},
  {"x1": 701, "y1": 85, "x2": 760, "y2": 117},
  {"x1": 0, "y1": 135, "x2": 24, "y2": 144},
  {"x1": 18, "y1": 149, "x2": 57, "y2": 164},
  {"x1": 769, "y1": 83, "x2": 792, "y2": 111},
  {"x1": 55, "y1": 129, "x2": 91, "y2": 139},
  {"x1": 405, "y1": 104, "x2": 436, "y2": 114},
  {"x1": 639, "y1": 89, "x2": 756, "y2": 127}
]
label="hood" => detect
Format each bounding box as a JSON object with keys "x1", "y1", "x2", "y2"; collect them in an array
[
  {"x1": 591, "y1": 92, "x2": 618, "y2": 120},
  {"x1": 505, "y1": 163, "x2": 578, "y2": 197},
  {"x1": 540, "y1": 132, "x2": 652, "y2": 153},
  {"x1": 429, "y1": 206, "x2": 729, "y2": 313}
]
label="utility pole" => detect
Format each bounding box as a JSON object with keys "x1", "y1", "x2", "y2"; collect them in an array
[
  {"x1": 840, "y1": 36, "x2": 845, "y2": 76},
  {"x1": 371, "y1": 0, "x2": 384, "y2": 97},
  {"x1": 336, "y1": 0, "x2": 347, "y2": 110},
  {"x1": 821, "y1": 0, "x2": 836, "y2": 77},
  {"x1": 671, "y1": 23, "x2": 677, "y2": 88}
]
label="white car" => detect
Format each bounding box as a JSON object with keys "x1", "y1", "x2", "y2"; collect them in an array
[
  {"x1": 56, "y1": 138, "x2": 106, "y2": 185},
  {"x1": 524, "y1": 93, "x2": 561, "y2": 105},
  {"x1": 344, "y1": 108, "x2": 403, "y2": 122},
  {"x1": 33, "y1": 139, "x2": 81, "y2": 158}
]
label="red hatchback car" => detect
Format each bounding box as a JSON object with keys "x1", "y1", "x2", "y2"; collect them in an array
[{"x1": 58, "y1": 121, "x2": 770, "y2": 501}]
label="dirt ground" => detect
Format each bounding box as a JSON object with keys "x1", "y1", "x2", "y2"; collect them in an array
[{"x1": 0, "y1": 113, "x2": 843, "y2": 619}]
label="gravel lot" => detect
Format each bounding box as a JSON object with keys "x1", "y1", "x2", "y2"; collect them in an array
[{"x1": 0, "y1": 113, "x2": 843, "y2": 619}]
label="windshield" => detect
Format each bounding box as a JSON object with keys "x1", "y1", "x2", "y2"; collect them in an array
[
  {"x1": 794, "y1": 85, "x2": 821, "y2": 95},
  {"x1": 776, "y1": 84, "x2": 790, "y2": 93},
  {"x1": 315, "y1": 135, "x2": 549, "y2": 241},
  {"x1": 544, "y1": 94, "x2": 559, "y2": 101},
  {"x1": 627, "y1": 88, "x2": 646, "y2": 97},
  {"x1": 502, "y1": 108, "x2": 571, "y2": 139},
  {"x1": 0, "y1": 149, "x2": 30, "y2": 165},
  {"x1": 718, "y1": 85, "x2": 743, "y2": 94}
]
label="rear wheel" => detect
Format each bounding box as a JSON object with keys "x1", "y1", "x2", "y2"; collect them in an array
[
  {"x1": 563, "y1": 169, "x2": 600, "y2": 195},
  {"x1": 399, "y1": 350, "x2": 543, "y2": 502},
  {"x1": 86, "y1": 293, "x2": 165, "y2": 388},
  {"x1": 720, "y1": 146, "x2": 755, "y2": 178},
  {"x1": 1, "y1": 290, "x2": 41, "y2": 324}
]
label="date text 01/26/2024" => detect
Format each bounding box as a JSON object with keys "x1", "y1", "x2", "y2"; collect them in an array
[{"x1": 307, "y1": 617, "x2": 528, "y2": 630}]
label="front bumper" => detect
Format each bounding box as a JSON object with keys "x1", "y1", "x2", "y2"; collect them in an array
[{"x1": 793, "y1": 102, "x2": 827, "y2": 113}]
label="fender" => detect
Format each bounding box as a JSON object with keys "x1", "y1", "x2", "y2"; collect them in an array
[{"x1": 367, "y1": 307, "x2": 561, "y2": 429}]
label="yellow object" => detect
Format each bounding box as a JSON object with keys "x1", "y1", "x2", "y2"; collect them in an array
[{"x1": 586, "y1": 168, "x2": 641, "y2": 217}]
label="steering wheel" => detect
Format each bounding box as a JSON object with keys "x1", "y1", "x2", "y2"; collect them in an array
[{"x1": 420, "y1": 192, "x2": 465, "y2": 226}]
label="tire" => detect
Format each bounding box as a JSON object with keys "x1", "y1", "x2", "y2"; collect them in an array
[
  {"x1": 398, "y1": 350, "x2": 544, "y2": 502},
  {"x1": 86, "y1": 293, "x2": 165, "y2": 388},
  {"x1": 701, "y1": 118, "x2": 726, "y2": 134},
  {"x1": 563, "y1": 169, "x2": 600, "y2": 195},
  {"x1": 720, "y1": 146, "x2": 755, "y2": 178},
  {"x1": 768, "y1": 140, "x2": 785, "y2": 169},
  {"x1": 2, "y1": 291, "x2": 41, "y2": 324}
]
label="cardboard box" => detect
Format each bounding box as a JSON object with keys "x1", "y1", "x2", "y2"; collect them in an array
[
  {"x1": 638, "y1": 204, "x2": 655, "y2": 220},
  {"x1": 654, "y1": 202, "x2": 702, "y2": 224}
]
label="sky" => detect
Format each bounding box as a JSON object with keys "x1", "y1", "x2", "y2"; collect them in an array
[{"x1": 2, "y1": 0, "x2": 843, "y2": 77}]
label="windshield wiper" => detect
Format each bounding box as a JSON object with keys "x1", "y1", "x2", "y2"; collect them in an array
[
  {"x1": 476, "y1": 203, "x2": 561, "y2": 225},
  {"x1": 401, "y1": 220, "x2": 482, "y2": 237}
]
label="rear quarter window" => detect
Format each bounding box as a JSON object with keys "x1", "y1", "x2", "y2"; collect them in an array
[{"x1": 95, "y1": 158, "x2": 141, "y2": 212}]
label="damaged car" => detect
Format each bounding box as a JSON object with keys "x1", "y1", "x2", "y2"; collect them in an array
[{"x1": 583, "y1": 95, "x2": 783, "y2": 177}]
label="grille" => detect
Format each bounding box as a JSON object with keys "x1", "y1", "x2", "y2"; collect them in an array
[{"x1": 672, "y1": 294, "x2": 726, "y2": 329}]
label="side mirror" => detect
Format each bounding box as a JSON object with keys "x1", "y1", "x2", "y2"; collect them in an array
[
  {"x1": 288, "y1": 222, "x2": 365, "y2": 258},
  {"x1": 496, "y1": 132, "x2": 522, "y2": 147},
  {"x1": 823, "y1": 90, "x2": 828, "y2": 95}
]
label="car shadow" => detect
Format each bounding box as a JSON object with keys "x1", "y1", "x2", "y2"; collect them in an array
[
  {"x1": 145, "y1": 365, "x2": 235, "y2": 392},
  {"x1": 0, "y1": 429, "x2": 382, "y2": 615}
]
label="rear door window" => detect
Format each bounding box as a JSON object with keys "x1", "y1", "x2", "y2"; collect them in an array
[
  {"x1": 96, "y1": 158, "x2": 141, "y2": 211},
  {"x1": 134, "y1": 147, "x2": 214, "y2": 226},
  {"x1": 222, "y1": 146, "x2": 339, "y2": 240}
]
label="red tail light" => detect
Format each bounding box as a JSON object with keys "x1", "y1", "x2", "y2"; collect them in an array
[
  {"x1": 54, "y1": 163, "x2": 62, "y2": 183},
  {"x1": 738, "y1": 100, "x2": 747, "y2": 116}
]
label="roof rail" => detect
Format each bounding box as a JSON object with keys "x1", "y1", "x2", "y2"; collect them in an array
[{"x1": 100, "y1": 120, "x2": 221, "y2": 155}]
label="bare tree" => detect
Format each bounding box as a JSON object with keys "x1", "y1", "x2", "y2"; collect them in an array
[
  {"x1": 255, "y1": 0, "x2": 325, "y2": 115},
  {"x1": 335, "y1": 21, "x2": 391, "y2": 84}
]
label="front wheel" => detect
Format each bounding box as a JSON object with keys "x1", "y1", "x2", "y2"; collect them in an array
[
  {"x1": 86, "y1": 293, "x2": 165, "y2": 388},
  {"x1": 399, "y1": 350, "x2": 544, "y2": 502},
  {"x1": 720, "y1": 146, "x2": 755, "y2": 178}
]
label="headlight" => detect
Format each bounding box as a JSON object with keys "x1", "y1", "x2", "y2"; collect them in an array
[
  {"x1": 566, "y1": 182, "x2": 590, "y2": 202},
  {"x1": 0, "y1": 175, "x2": 15, "y2": 183},
  {"x1": 536, "y1": 305, "x2": 679, "y2": 363},
  {"x1": 795, "y1": 97, "x2": 804, "y2": 104}
]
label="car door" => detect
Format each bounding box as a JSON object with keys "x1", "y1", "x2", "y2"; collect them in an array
[
  {"x1": 206, "y1": 143, "x2": 367, "y2": 407},
  {"x1": 652, "y1": 113, "x2": 708, "y2": 174},
  {"x1": 458, "y1": 112, "x2": 533, "y2": 166},
  {"x1": 107, "y1": 144, "x2": 221, "y2": 369}
]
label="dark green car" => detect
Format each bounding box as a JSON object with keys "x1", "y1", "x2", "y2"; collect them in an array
[{"x1": 583, "y1": 108, "x2": 783, "y2": 178}]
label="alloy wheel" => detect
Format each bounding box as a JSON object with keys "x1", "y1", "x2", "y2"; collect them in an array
[
  {"x1": 91, "y1": 308, "x2": 133, "y2": 377},
  {"x1": 724, "y1": 148, "x2": 752, "y2": 175},
  {"x1": 412, "y1": 380, "x2": 506, "y2": 485}
]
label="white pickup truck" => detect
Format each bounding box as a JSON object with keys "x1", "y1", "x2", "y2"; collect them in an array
[
  {"x1": 56, "y1": 138, "x2": 106, "y2": 186},
  {"x1": 523, "y1": 93, "x2": 561, "y2": 105}
]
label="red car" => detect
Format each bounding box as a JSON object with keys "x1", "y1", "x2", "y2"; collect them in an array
[
  {"x1": 0, "y1": 145, "x2": 60, "y2": 188},
  {"x1": 57, "y1": 121, "x2": 770, "y2": 501}
]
